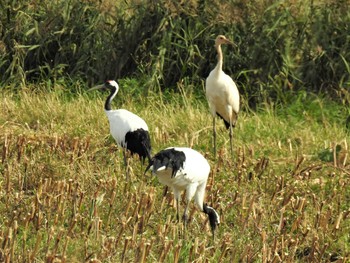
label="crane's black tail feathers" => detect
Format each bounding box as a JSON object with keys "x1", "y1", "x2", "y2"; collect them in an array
[
  {"x1": 125, "y1": 129, "x2": 151, "y2": 164},
  {"x1": 143, "y1": 148, "x2": 186, "y2": 178},
  {"x1": 216, "y1": 112, "x2": 238, "y2": 129}
]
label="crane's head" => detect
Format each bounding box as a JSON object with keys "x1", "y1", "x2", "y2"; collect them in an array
[
  {"x1": 89, "y1": 80, "x2": 119, "y2": 92},
  {"x1": 215, "y1": 35, "x2": 234, "y2": 47},
  {"x1": 203, "y1": 203, "x2": 220, "y2": 238}
]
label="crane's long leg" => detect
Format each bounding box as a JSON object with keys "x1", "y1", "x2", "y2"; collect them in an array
[
  {"x1": 213, "y1": 117, "x2": 217, "y2": 159},
  {"x1": 182, "y1": 202, "x2": 190, "y2": 227},
  {"x1": 229, "y1": 120, "x2": 233, "y2": 158},
  {"x1": 122, "y1": 148, "x2": 130, "y2": 181},
  {"x1": 182, "y1": 201, "x2": 190, "y2": 239},
  {"x1": 176, "y1": 198, "x2": 180, "y2": 222},
  {"x1": 163, "y1": 186, "x2": 169, "y2": 197},
  {"x1": 122, "y1": 148, "x2": 127, "y2": 166}
]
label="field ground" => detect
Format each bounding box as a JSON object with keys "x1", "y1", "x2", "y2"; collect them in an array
[{"x1": 0, "y1": 86, "x2": 350, "y2": 262}]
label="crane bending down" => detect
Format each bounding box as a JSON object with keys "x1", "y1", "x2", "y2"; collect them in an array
[
  {"x1": 144, "y1": 147, "x2": 220, "y2": 238},
  {"x1": 206, "y1": 35, "x2": 240, "y2": 159},
  {"x1": 90, "y1": 80, "x2": 152, "y2": 177}
]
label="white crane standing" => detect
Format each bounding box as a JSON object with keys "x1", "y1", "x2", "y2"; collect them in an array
[
  {"x1": 90, "y1": 80, "x2": 152, "y2": 178},
  {"x1": 206, "y1": 35, "x2": 240, "y2": 159},
  {"x1": 144, "y1": 147, "x2": 220, "y2": 238}
]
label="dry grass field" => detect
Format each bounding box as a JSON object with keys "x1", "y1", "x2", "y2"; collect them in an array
[{"x1": 1, "y1": 86, "x2": 349, "y2": 262}]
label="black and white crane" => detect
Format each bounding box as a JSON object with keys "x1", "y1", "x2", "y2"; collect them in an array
[
  {"x1": 206, "y1": 35, "x2": 240, "y2": 159},
  {"x1": 90, "y1": 80, "x2": 152, "y2": 177},
  {"x1": 144, "y1": 147, "x2": 220, "y2": 237}
]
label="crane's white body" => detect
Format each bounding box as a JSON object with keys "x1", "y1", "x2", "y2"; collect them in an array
[
  {"x1": 205, "y1": 35, "x2": 240, "y2": 158},
  {"x1": 90, "y1": 80, "x2": 151, "y2": 171},
  {"x1": 206, "y1": 69, "x2": 239, "y2": 125},
  {"x1": 155, "y1": 147, "x2": 210, "y2": 211},
  {"x1": 106, "y1": 109, "x2": 149, "y2": 148},
  {"x1": 145, "y1": 147, "x2": 220, "y2": 236}
]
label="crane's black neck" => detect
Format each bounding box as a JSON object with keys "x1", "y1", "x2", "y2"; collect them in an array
[
  {"x1": 203, "y1": 203, "x2": 219, "y2": 235},
  {"x1": 104, "y1": 86, "x2": 118, "y2": 111}
]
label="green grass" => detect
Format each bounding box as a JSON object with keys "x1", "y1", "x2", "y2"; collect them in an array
[
  {"x1": 1, "y1": 0, "x2": 349, "y2": 99},
  {"x1": 0, "y1": 83, "x2": 349, "y2": 262}
]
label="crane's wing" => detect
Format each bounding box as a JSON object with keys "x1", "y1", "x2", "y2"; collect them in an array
[{"x1": 144, "y1": 148, "x2": 186, "y2": 178}]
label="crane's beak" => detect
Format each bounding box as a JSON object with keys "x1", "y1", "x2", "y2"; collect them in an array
[
  {"x1": 88, "y1": 84, "x2": 105, "y2": 91},
  {"x1": 225, "y1": 39, "x2": 236, "y2": 47},
  {"x1": 143, "y1": 163, "x2": 153, "y2": 176}
]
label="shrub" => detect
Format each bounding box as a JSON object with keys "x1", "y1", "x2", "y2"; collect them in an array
[{"x1": 0, "y1": 0, "x2": 349, "y2": 106}]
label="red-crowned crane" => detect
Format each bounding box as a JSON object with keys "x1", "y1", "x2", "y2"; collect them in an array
[
  {"x1": 144, "y1": 147, "x2": 220, "y2": 238},
  {"x1": 90, "y1": 80, "x2": 151, "y2": 178},
  {"x1": 206, "y1": 35, "x2": 240, "y2": 159}
]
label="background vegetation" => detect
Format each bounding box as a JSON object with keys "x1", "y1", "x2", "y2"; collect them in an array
[
  {"x1": 1, "y1": 0, "x2": 350, "y2": 106},
  {"x1": 1, "y1": 0, "x2": 350, "y2": 262}
]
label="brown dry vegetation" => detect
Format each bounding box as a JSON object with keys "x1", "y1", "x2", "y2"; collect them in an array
[{"x1": 0, "y1": 88, "x2": 349, "y2": 262}]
